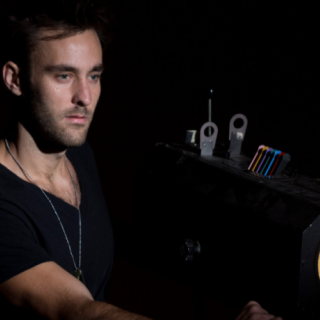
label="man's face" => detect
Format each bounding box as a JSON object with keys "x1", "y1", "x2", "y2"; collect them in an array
[{"x1": 27, "y1": 29, "x2": 103, "y2": 147}]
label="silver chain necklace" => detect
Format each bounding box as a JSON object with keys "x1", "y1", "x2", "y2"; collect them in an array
[{"x1": 5, "y1": 139, "x2": 83, "y2": 283}]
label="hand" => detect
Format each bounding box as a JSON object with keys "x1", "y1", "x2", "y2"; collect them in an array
[{"x1": 236, "y1": 301, "x2": 283, "y2": 320}]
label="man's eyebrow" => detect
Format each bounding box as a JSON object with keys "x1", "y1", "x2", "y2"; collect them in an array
[
  {"x1": 90, "y1": 64, "x2": 104, "y2": 73},
  {"x1": 44, "y1": 65, "x2": 79, "y2": 73},
  {"x1": 44, "y1": 64, "x2": 104, "y2": 73}
]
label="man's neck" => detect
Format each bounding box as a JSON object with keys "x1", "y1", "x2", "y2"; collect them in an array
[
  {"x1": 0, "y1": 123, "x2": 68, "y2": 185},
  {"x1": 0, "y1": 122, "x2": 82, "y2": 208}
]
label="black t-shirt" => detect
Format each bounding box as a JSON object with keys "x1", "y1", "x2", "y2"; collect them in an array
[{"x1": 0, "y1": 142, "x2": 114, "y2": 315}]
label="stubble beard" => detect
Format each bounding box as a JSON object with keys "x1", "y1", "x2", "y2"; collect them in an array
[{"x1": 26, "y1": 85, "x2": 94, "y2": 148}]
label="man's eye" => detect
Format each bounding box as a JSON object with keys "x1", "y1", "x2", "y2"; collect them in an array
[
  {"x1": 58, "y1": 74, "x2": 69, "y2": 80},
  {"x1": 90, "y1": 74, "x2": 101, "y2": 81}
]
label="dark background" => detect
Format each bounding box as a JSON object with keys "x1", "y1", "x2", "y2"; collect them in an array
[
  {"x1": 0, "y1": 1, "x2": 318, "y2": 319},
  {"x1": 89, "y1": 0, "x2": 318, "y2": 223}
]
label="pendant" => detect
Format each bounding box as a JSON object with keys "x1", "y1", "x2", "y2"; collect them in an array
[{"x1": 74, "y1": 268, "x2": 84, "y2": 283}]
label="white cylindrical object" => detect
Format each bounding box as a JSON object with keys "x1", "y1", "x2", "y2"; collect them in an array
[{"x1": 186, "y1": 130, "x2": 197, "y2": 144}]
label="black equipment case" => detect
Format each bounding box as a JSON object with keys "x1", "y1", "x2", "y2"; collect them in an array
[{"x1": 131, "y1": 143, "x2": 320, "y2": 320}]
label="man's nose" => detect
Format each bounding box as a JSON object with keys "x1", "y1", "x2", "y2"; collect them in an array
[{"x1": 72, "y1": 79, "x2": 92, "y2": 107}]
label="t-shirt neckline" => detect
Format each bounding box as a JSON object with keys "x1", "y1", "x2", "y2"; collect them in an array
[{"x1": 0, "y1": 148, "x2": 85, "y2": 213}]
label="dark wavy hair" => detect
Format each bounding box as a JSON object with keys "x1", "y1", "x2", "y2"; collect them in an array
[{"x1": 1, "y1": 0, "x2": 114, "y2": 80}]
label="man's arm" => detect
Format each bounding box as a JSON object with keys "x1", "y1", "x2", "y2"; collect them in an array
[{"x1": 0, "y1": 261, "x2": 152, "y2": 320}]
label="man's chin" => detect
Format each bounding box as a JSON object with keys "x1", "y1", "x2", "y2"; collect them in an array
[
  {"x1": 65, "y1": 138, "x2": 87, "y2": 147},
  {"x1": 59, "y1": 133, "x2": 88, "y2": 148},
  {"x1": 37, "y1": 128, "x2": 89, "y2": 151},
  {"x1": 61, "y1": 123, "x2": 91, "y2": 147}
]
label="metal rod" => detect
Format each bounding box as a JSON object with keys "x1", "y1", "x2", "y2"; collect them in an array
[{"x1": 208, "y1": 98, "x2": 212, "y2": 135}]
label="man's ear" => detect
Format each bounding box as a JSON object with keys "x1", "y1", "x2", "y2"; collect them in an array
[{"x1": 2, "y1": 61, "x2": 22, "y2": 96}]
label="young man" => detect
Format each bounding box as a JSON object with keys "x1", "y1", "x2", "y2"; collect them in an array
[
  {"x1": 0, "y1": 1, "x2": 151, "y2": 318},
  {"x1": 0, "y1": 1, "x2": 282, "y2": 319}
]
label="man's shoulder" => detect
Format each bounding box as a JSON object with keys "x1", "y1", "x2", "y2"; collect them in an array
[
  {"x1": 67, "y1": 140, "x2": 100, "y2": 180},
  {"x1": 0, "y1": 161, "x2": 27, "y2": 201},
  {"x1": 67, "y1": 141, "x2": 96, "y2": 167},
  {"x1": 67, "y1": 140, "x2": 94, "y2": 158},
  {"x1": 67, "y1": 141, "x2": 95, "y2": 163}
]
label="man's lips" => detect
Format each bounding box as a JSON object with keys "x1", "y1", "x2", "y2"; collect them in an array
[{"x1": 65, "y1": 115, "x2": 87, "y2": 124}]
